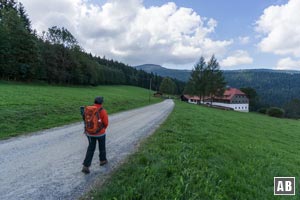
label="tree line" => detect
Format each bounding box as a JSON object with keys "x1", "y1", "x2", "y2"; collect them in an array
[{"x1": 0, "y1": 0, "x2": 185, "y2": 94}]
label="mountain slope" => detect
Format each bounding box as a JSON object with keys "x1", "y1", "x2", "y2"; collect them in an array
[{"x1": 134, "y1": 64, "x2": 191, "y2": 82}]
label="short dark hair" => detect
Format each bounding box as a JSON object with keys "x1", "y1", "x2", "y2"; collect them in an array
[{"x1": 94, "y1": 96, "x2": 104, "y2": 104}]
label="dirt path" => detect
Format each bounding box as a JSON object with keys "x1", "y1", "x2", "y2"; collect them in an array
[{"x1": 0, "y1": 99, "x2": 174, "y2": 200}]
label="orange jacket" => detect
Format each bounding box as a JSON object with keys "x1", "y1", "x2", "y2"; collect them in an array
[{"x1": 87, "y1": 104, "x2": 108, "y2": 136}]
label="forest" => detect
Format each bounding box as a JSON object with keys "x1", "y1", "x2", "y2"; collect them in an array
[
  {"x1": 224, "y1": 70, "x2": 300, "y2": 107},
  {"x1": 0, "y1": 0, "x2": 185, "y2": 94}
]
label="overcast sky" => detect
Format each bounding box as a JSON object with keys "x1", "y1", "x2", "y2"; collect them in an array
[{"x1": 18, "y1": 0, "x2": 300, "y2": 70}]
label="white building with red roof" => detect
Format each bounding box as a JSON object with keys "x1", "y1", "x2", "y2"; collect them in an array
[
  {"x1": 181, "y1": 95, "x2": 201, "y2": 104},
  {"x1": 182, "y1": 88, "x2": 249, "y2": 112}
]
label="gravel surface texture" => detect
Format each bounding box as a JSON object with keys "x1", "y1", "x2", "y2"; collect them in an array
[{"x1": 0, "y1": 99, "x2": 174, "y2": 200}]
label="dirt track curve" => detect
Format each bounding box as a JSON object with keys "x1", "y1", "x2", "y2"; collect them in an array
[{"x1": 0, "y1": 99, "x2": 174, "y2": 200}]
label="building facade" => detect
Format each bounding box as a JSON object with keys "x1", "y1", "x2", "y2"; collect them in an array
[{"x1": 183, "y1": 88, "x2": 249, "y2": 112}]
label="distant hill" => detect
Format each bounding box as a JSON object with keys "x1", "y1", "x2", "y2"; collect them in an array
[
  {"x1": 135, "y1": 64, "x2": 300, "y2": 107},
  {"x1": 134, "y1": 64, "x2": 191, "y2": 82},
  {"x1": 134, "y1": 64, "x2": 300, "y2": 82}
]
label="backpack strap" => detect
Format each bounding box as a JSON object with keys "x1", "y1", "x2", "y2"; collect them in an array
[
  {"x1": 95, "y1": 107, "x2": 103, "y2": 120},
  {"x1": 94, "y1": 107, "x2": 104, "y2": 134}
]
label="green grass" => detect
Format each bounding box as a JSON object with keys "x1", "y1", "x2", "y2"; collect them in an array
[
  {"x1": 0, "y1": 81, "x2": 160, "y2": 139},
  {"x1": 93, "y1": 101, "x2": 300, "y2": 200}
]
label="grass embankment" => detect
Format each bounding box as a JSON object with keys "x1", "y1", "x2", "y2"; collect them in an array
[
  {"x1": 0, "y1": 82, "x2": 160, "y2": 139},
  {"x1": 93, "y1": 101, "x2": 300, "y2": 200}
]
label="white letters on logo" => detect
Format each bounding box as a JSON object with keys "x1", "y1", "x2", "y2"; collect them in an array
[
  {"x1": 277, "y1": 181, "x2": 284, "y2": 192},
  {"x1": 286, "y1": 181, "x2": 292, "y2": 191}
]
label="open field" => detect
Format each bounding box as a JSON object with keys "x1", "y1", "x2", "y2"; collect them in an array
[
  {"x1": 0, "y1": 82, "x2": 160, "y2": 139},
  {"x1": 93, "y1": 101, "x2": 300, "y2": 199}
]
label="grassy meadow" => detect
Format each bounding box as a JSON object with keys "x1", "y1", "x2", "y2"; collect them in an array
[
  {"x1": 93, "y1": 101, "x2": 300, "y2": 200},
  {"x1": 0, "y1": 82, "x2": 161, "y2": 139}
]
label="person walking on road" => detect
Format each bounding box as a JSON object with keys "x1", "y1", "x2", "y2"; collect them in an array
[{"x1": 82, "y1": 96, "x2": 109, "y2": 174}]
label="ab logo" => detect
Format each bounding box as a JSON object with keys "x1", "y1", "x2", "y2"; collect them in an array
[{"x1": 274, "y1": 177, "x2": 295, "y2": 195}]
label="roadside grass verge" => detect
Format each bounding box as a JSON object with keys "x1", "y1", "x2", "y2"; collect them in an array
[
  {"x1": 92, "y1": 101, "x2": 300, "y2": 200},
  {"x1": 0, "y1": 82, "x2": 160, "y2": 139}
]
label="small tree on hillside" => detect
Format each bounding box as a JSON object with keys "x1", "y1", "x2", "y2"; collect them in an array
[{"x1": 267, "y1": 107, "x2": 285, "y2": 118}]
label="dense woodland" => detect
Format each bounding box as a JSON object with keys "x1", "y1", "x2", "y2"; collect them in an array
[
  {"x1": 0, "y1": 0, "x2": 185, "y2": 94},
  {"x1": 223, "y1": 70, "x2": 300, "y2": 107}
]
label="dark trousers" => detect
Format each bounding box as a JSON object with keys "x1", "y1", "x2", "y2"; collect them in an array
[{"x1": 83, "y1": 135, "x2": 106, "y2": 167}]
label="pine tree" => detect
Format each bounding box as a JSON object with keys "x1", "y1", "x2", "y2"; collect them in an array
[
  {"x1": 185, "y1": 56, "x2": 207, "y2": 102},
  {"x1": 206, "y1": 55, "x2": 226, "y2": 104},
  {"x1": 185, "y1": 55, "x2": 226, "y2": 104},
  {"x1": 17, "y1": 2, "x2": 31, "y2": 33}
]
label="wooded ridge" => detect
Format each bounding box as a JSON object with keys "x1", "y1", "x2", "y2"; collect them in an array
[{"x1": 0, "y1": 0, "x2": 185, "y2": 94}]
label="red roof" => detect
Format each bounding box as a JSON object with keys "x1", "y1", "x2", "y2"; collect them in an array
[
  {"x1": 222, "y1": 88, "x2": 246, "y2": 100},
  {"x1": 184, "y1": 88, "x2": 247, "y2": 101}
]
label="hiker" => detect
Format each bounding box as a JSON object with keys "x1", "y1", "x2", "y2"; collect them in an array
[{"x1": 82, "y1": 96, "x2": 109, "y2": 174}]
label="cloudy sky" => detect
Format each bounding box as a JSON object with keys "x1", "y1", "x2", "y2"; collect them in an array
[{"x1": 18, "y1": 0, "x2": 300, "y2": 70}]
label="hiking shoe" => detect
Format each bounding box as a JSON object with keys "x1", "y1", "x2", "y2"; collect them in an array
[
  {"x1": 100, "y1": 160, "x2": 108, "y2": 166},
  {"x1": 81, "y1": 166, "x2": 90, "y2": 174}
]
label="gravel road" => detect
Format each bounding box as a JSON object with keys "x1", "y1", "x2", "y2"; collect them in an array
[{"x1": 0, "y1": 99, "x2": 174, "y2": 200}]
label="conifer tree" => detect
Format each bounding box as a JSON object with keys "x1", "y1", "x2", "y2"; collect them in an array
[
  {"x1": 185, "y1": 55, "x2": 226, "y2": 104},
  {"x1": 206, "y1": 55, "x2": 226, "y2": 102}
]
